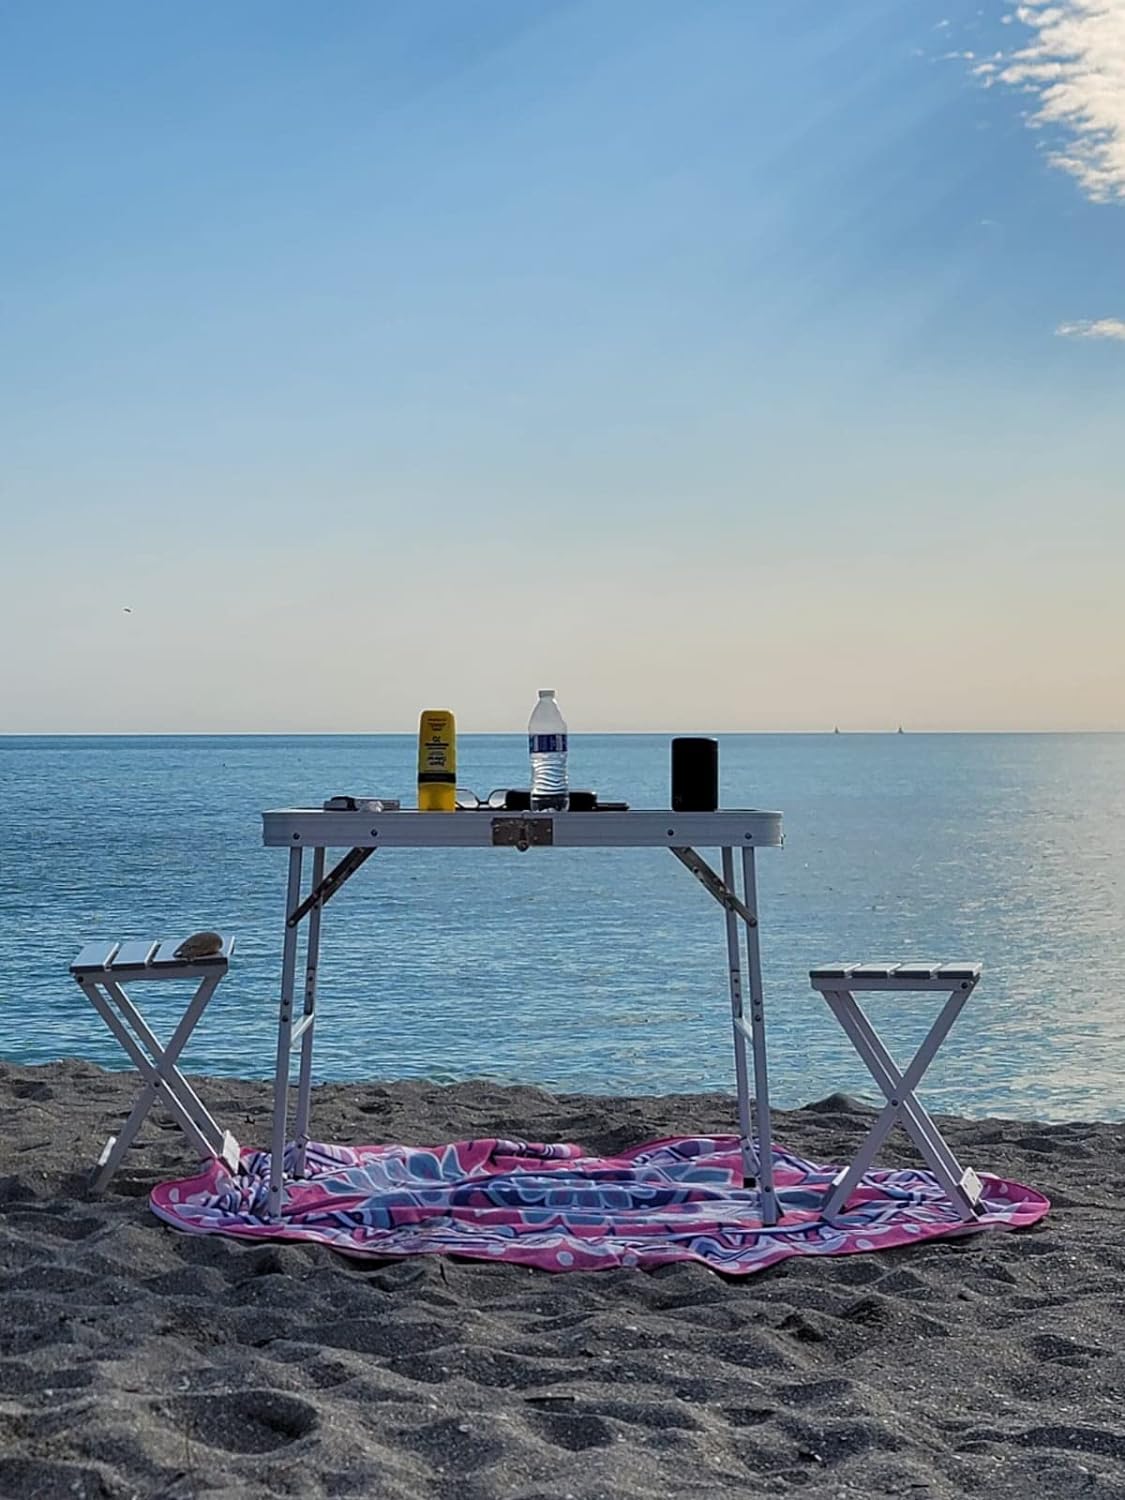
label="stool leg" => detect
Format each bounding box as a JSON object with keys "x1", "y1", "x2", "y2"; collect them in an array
[
  {"x1": 829, "y1": 987, "x2": 973, "y2": 1186},
  {"x1": 720, "y1": 847, "x2": 759, "y2": 1192},
  {"x1": 836, "y1": 988, "x2": 972, "y2": 1184},
  {"x1": 823, "y1": 987, "x2": 980, "y2": 1219},
  {"x1": 268, "y1": 845, "x2": 304, "y2": 1219},
  {"x1": 741, "y1": 846, "x2": 778, "y2": 1226},
  {"x1": 80, "y1": 977, "x2": 227, "y2": 1158},
  {"x1": 80, "y1": 976, "x2": 223, "y2": 1188},
  {"x1": 293, "y1": 844, "x2": 325, "y2": 1178},
  {"x1": 104, "y1": 973, "x2": 226, "y2": 1148}
]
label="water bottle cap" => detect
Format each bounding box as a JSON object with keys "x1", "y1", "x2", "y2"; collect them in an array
[{"x1": 538, "y1": 689, "x2": 555, "y2": 698}]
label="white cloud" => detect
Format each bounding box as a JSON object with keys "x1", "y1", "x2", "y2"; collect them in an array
[
  {"x1": 1055, "y1": 317, "x2": 1125, "y2": 340},
  {"x1": 980, "y1": 1, "x2": 1125, "y2": 202}
]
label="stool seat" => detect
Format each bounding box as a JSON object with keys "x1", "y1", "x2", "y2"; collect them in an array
[
  {"x1": 808, "y1": 959, "x2": 983, "y2": 1221},
  {"x1": 811, "y1": 961, "x2": 981, "y2": 989},
  {"x1": 70, "y1": 935, "x2": 240, "y2": 1189},
  {"x1": 72, "y1": 936, "x2": 234, "y2": 978}
]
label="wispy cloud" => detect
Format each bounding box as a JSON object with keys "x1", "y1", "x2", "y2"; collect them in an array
[
  {"x1": 1056, "y1": 317, "x2": 1125, "y2": 340},
  {"x1": 980, "y1": 1, "x2": 1125, "y2": 203}
]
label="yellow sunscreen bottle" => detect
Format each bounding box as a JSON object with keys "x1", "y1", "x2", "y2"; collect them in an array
[{"x1": 417, "y1": 709, "x2": 457, "y2": 811}]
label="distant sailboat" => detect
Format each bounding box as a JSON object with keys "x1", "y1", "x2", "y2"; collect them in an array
[{"x1": 897, "y1": 725, "x2": 905, "y2": 734}]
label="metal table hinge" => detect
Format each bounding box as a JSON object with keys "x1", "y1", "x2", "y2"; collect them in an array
[{"x1": 491, "y1": 816, "x2": 554, "y2": 851}]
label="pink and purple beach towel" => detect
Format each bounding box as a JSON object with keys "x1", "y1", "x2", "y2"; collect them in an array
[{"x1": 151, "y1": 1135, "x2": 1048, "y2": 1274}]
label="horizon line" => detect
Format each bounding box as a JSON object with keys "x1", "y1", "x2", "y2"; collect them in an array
[{"x1": 2, "y1": 728, "x2": 1124, "y2": 739}]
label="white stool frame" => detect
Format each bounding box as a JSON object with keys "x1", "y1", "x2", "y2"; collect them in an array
[
  {"x1": 70, "y1": 939, "x2": 241, "y2": 1190},
  {"x1": 261, "y1": 808, "x2": 786, "y2": 1225},
  {"x1": 809, "y1": 962, "x2": 984, "y2": 1221}
]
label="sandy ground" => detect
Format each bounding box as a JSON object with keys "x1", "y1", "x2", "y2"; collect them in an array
[{"x1": 2, "y1": 1058, "x2": 1124, "y2": 1500}]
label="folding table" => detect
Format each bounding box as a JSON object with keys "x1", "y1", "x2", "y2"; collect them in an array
[{"x1": 261, "y1": 808, "x2": 784, "y2": 1222}]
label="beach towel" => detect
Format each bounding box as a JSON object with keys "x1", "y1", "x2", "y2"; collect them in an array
[{"x1": 150, "y1": 1136, "x2": 1048, "y2": 1273}]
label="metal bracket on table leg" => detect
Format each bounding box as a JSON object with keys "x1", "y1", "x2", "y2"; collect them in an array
[
  {"x1": 292, "y1": 845, "x2": 326, "y2": 1180},
  {"x1": 671, "y1": 846, "x2": 779, "y2": 1222},
  {"x1": 739, "y1": 845, "x2": 777, "y2": 1225},
  {"x1": 269, "y1": 846, "x2": 304, "y2": 1220},
  {"x1": 670, "y1": 848, "x2": 757, "y2": 927},
  {"x1": 287, "y1": 847, "x2": 374, "y2": 928}
]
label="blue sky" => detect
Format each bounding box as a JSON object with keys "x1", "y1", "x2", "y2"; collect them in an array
[{"x1": 1, "y1": 0, "x2": 1122, "y2": 731}]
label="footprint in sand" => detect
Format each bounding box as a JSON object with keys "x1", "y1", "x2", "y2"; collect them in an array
[{"x1": 158, "y1": 1390, "x2": 319, "y2": 1454}]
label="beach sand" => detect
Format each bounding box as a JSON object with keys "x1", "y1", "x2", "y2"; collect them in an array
[{"x1": 1, "y1": 1059, "x2": 1123, "y2": 1500}]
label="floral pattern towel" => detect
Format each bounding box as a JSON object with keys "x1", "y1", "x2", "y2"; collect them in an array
[{"x1": 150, "y1": 1135, "x2": 1049, "y2": 1274}]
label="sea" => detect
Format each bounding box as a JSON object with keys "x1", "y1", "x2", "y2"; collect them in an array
[{"x1": 2, "y1": 733, "x2": 1123, "y2": 1122}]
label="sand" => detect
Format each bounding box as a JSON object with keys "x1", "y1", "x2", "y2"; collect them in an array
[{"x1": 1, "y1": 1059, "x2": 1123, "y2": 1500}]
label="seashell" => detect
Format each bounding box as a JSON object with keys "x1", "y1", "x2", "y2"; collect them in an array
[{"x1": 174, "y1": 931, "x2": 224, "y2": 961}]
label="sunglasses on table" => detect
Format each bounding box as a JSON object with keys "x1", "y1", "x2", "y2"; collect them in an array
[
  {"x1": 454, "y1": 789, "x2": 614, "y2": 812},
  {"x1": 455, "y1": 789, "x2": 519, "y2": 810}
]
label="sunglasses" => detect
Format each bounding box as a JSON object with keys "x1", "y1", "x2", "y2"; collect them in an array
[
  {"x1": 455, "y1": 789, "x2": 613, "y2": 812},
  {"x1": 455, "y1": 788, "x2": 517, "y2": 811}
]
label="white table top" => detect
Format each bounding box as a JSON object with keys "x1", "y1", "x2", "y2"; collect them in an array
[{"x1": 262, "y1": 808, "x2": 784, "y2": 850}]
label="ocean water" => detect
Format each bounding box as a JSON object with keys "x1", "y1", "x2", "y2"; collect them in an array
[{"x1": 1, "y1": 733, "x2": 1123, "y2": 1122}]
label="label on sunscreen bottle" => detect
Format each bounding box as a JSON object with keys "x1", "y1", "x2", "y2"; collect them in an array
[{"x1": 417, "y1": 710, "x2": 456, "y2": 811}]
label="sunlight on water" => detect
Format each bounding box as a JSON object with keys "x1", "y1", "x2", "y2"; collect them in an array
[{"x1": 1, "y1": 734, "x2": 1123, "y2": 1121}]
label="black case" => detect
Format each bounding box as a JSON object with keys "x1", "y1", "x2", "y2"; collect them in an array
[{"x1": 671, "y1": 737, "x2": 719, "y2": 811}]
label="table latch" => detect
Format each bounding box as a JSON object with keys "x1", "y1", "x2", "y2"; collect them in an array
[{"x1": 491, "y1": 816, "x2": 554, "y2": 851}]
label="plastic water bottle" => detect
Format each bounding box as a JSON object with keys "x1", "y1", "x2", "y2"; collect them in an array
[{"x1": 528, "y1": 690, "x2": 569, "y2": 810}]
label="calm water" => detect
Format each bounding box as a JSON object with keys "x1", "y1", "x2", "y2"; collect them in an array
[{"x1": 1, "y1": 734, "x2": 1123, "y2": 1121}]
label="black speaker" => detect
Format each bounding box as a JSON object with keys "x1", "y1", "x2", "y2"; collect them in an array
[{"x1": 671, "y1": 737, "x2": 718, "y2": 812}]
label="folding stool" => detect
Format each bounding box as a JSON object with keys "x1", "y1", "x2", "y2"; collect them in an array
[{"x1": 70, "y1": 937, "x2": 241, "y2": 1189}]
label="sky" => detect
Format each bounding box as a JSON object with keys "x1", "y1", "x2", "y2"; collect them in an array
[{"x1": 1, "y1": 0, "x2": 1122, "y2": 733}]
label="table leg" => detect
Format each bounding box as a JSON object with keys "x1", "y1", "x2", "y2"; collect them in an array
[
  {"x1": 267, "y1": 845, "x2": 304, "y2": 1219},
  {"x1": 721, "y1": 847, "x2": 760, "y2": 1190},
  {"x1": 293, "y1": 844, "x2": 325, "y2": 1178},
  {"x1": 741, "y1": 846, "x2": 778, "y2": 1225}
]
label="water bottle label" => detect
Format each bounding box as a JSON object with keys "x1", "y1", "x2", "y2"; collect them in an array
[{"x1": 529, "y1": 734, "x2": 567, "y2": 754}]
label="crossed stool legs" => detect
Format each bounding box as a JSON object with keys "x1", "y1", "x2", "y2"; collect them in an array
[{"x1": 809, "y1": 962, "x2": 984, "y2": 1221}]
